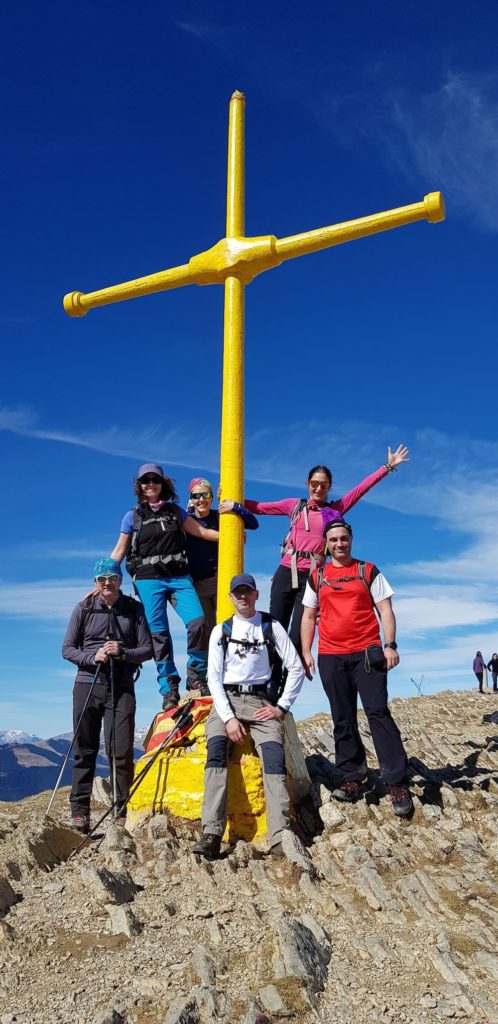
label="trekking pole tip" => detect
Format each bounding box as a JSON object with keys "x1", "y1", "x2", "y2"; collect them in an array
[{"x1": 63, "y1": 291, "x2": 87, "y2": 317}]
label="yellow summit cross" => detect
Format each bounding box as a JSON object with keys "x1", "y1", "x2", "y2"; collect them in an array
[{"x1": 63, "y1": 91, "x2": 445, "y2": 619}]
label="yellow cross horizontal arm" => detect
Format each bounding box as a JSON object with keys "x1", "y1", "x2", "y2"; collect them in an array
[{"x1": 62, "y1": 192, "x2": 445, "y2": 317}]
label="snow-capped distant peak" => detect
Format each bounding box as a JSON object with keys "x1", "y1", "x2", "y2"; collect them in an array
[{"x1": 0, "y1": 730, "x2": 41, "y2": 746}]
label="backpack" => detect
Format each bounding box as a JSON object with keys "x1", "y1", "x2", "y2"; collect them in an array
[
  {"x1": 126, "y1": 503, "x2": 187, "y2": 578},
  {"x1": 315, "y1": 561, "x2": 375, "y2": 623},
  {"x1": 281, "y1": 498, "x2": 333, "y2": 588},
  {"x1": 218, "y1": 612, "x2": 277, "y2": 672},
  {"x1": 78, "y1": 594, "x2": 140, "y2": 648}
]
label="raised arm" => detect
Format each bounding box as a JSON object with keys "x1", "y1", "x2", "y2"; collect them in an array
[
  {"x1": 336, "y1": 444, "x2": 410, "y2": 517},
  {"x1": 244, "y1": 497, "x2": 299, "y2": 517}
]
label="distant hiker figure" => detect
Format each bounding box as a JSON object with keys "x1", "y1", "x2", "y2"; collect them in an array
[
  {"x1": 185, "y1": 477, "x2": 258, "y2": 636},
  {"x1": 487, "y1": 654, "x2": 498, "y2": 693},
  {"x1": 192, "y1": 573, "x2": 305, "y2": 860},
  {"x1": 473, "y1": 651, "x2": 487, "y2": 693},
  {"x1": 300, "y1": 519, "x2": 412, "y2": 818},
  {"x1": 111, "y1": 464, "x2": 220, "y2": 711},
  {"x1": 243, "y1": 445, "x2": 409, "y2": 692},
  {"x1": 61, "y1": 558, "x2": 152, "y2": 833}
]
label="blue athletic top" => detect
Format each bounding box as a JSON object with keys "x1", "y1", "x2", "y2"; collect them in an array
[{"x1": 185, "y1": 504, "x2": 258, "y2": 582}]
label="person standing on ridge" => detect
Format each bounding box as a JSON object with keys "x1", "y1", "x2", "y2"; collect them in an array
[
  {"x1": 185, "y1": 477, "x2": 259, "y2": 636},
  {"x1": 192, "y1": 573, "x2": 305, "y2": 860},
  {"x1": 243, "y1": 446, "x2": 410, "y2": 690},
  {"x1": 473, "y1": 651, "x2": 486, "y2": 693},
  {"x1": 486, "y1": 653, "x2": 498, "y2": 693},
  {"x1": 62, "y1": 558, "x2": 152, "y2": 833},
  {"x1": 300, "y1": 519, "x2": 412, "y2": 817},
  {"x1": 111, "y1": 464, "x2": 219, "y2": 711}
]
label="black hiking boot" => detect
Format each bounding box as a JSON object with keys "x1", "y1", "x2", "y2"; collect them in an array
[
  {"x1": 387, "y1": 784, "x2": 413, "y2": 817},
  {"x1": 192, "y1": 833, "x2": 221, "y2": 859},
  {"x1": 332, "y1": 780, "x2": 363, "y2": 803},
  {"x1": 162, "y1": 680, "x2": 180, "y2": 712}
]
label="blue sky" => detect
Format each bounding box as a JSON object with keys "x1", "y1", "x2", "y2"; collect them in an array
[{"x1": 2, "y1": 0, "x2": 498, "y2": 737}]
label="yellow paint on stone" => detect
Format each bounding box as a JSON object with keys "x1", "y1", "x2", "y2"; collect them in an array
[
  {"x1": 127, "y1": 717, "x2": 268, "y2": 841},
  {"x1": 127, "y1": 710, "x2": 311, "y2": 844}
]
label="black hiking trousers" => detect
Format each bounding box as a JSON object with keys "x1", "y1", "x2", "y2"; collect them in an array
[
  {"x1": 70, "y1": 677, "x2": 135, "y2": 818},
  {"x1": 318, "y1": 651, "x2": 408, "y2": 786},
  {"x1": 268, "y1": 565, "x2": 309, "y2": 696}
]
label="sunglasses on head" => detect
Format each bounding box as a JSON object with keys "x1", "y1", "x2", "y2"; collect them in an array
[
  {"x1": 140, "y1": 475, "x2": 162, "y2": 484},
  {"x1": 190, "y1": 491, "x2": 211, "y2": 500},
  {"x1": 96, "y1": 575, "x2": 120, "y2": 584}
]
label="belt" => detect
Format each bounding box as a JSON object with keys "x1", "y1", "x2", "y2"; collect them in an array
[{"x1": 224, "y1": 683, "x2": 269, "y2": 695}]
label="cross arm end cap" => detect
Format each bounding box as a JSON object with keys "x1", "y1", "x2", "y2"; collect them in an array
[
  {"x1": 63, "y1": 291, "x2": 87, "y2": 317},
  {"x1": 424, "y1": 191, "x2": 446, "y2": 223}
]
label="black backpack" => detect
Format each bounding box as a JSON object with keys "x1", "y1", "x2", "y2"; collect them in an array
[
  {"x1": 78, "y1": 594, "x2": 140, "y2": 648},
  {"x1": 218, "y1": 612, "x2": 277, "y2": 671}
]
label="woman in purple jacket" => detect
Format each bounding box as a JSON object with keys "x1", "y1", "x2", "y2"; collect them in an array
[{"x1": 473, "y1": 651, "x2": 486, "y2": 693}]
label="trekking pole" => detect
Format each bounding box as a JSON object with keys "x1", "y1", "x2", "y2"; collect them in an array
[
  {"x1": 107, "y1": 619, "x2": 118, "y2": 820},
  {"x1": 68, "y1": 699, "x2": 196, "y2": 858},
  {"x1": 45, "y1": 664, "x2": 102, "y2": 817}
]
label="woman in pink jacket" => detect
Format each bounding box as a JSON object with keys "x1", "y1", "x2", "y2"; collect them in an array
[{"x1": 244, "y1": 445, "x2": 409, "y2": 689}]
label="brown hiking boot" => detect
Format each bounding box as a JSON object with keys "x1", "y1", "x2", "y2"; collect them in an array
[
  {"x1": 192, "y1": 833, "x2": 221, "y2": 859},
  {"x1": 162, "y1": 680, "x2": 180, "y2": 712},
  {"x1": 332, "y1": 780, "x2": 362, "y2": 803},
  {"x1": 387, "y1": 785, "x2": 413, "y2": 817}
]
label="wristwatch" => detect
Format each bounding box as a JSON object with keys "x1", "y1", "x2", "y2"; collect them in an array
[{"x1": 384, "y1": 642, "x2": 398, "y2": 651}]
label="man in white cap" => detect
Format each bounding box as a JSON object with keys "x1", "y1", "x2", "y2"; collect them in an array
[{"x1": 193, "y1": 573, "x2": 305, "y2": 859}]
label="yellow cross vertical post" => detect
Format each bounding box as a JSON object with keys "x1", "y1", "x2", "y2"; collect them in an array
[
  {"x1": 219, "y1": 92, "x2": 246, "y2": 617},
  {"x1": 63, "y1": 91, "x2": 445, "y2": 620}
]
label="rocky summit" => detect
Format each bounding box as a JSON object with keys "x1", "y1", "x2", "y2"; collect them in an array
[{"x1": 1, "y1": 689, "x2": 498, "y2": 1024}]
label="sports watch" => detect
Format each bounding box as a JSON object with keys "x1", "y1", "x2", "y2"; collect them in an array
[{"x1": 383, "y1": 642, "x2": 398, "y2": 651}]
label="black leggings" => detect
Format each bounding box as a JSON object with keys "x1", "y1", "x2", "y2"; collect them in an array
[{"x1": 268, "y1": 564, "x2": 309, "y2": 692}]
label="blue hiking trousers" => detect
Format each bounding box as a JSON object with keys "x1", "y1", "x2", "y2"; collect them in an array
[{"x1": 134, "y1": 575, "x2": 207, "y2": 695}]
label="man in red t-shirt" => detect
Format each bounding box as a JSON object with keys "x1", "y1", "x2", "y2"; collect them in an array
[{"x1": 301, "y1": 519, "x2": 411, "y2": 817}]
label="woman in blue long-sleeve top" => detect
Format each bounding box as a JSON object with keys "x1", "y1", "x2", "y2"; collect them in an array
[{"x1": 185, "y1": 476, "x2": 258, "y2": 636}]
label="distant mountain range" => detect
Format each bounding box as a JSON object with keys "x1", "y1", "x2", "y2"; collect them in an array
[
  {"x1": 0, "y1": 729, "x2": 147, "y2": 802},
  {"x1": 0, "y1": 730, "x2": 41, "y2": 746}
]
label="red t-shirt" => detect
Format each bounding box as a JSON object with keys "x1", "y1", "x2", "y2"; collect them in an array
[{"x1": 309, "y1": 560, "x2": 382, "y2": 655}]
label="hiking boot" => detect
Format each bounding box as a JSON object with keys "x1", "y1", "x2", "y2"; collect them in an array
[
  {"x1": 387, "y1": 785, "x2": 413, "y2": 817},
  {"x1": 71, "y1": 815, "x2": 90, "y2": 834},
  {"x1": 197, "y1": 681, "x2": 211, "y2": 697},
  {"x1": 192, "y1": 833, "x2": 221, "y2": 859},
  {"x1": 115, "y1": 816, "x2": 127, "y2": 827},
  {"x1": 332, "y1": 780, "x2": 362, "y2": 803},
  {"x1": 162, "y1": 681, "x2": 180, "y2": 712}
]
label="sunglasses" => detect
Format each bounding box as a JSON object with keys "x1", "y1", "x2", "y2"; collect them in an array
[
  {"x1": 140, "y1": 475, "x2": 162, "y2": 484},
  {"x1": 96, "y1": 575, "x2": 120, "y2": 584},
  {"x1": 190, "y1": 491, "x2": 211, "y2": 500}
]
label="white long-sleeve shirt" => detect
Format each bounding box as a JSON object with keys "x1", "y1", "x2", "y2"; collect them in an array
[{"x1": 207, "y1": 611, "x2": 305, "y2": 724}]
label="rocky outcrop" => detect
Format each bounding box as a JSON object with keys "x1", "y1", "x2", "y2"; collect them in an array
[{"x1": 0, "y1": 689, "x2": 498, "y2": 1023}]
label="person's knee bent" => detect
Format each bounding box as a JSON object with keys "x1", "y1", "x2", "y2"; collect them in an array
[
  {"x1": 206, "y1": 735, "x2": 229, "y2": 769},
  {"x1": 260, "y1": 741, "x2": 286, "y2": 775}
]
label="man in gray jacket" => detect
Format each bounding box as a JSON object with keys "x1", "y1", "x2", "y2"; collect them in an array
[{"x1": 62, "y1": 557, "x2": 152, "y2": 832}]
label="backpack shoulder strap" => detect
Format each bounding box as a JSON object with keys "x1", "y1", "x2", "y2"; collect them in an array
[
  {"x1": 260, "y1": 612, "x2": 277, "y2": 669},
  {"x1": 219, "y1": 616, "x2": 234, "y2": 660},
  {"x1": 78, "y1": 596, "x2": 95, "y2": 648},
  {"x1": 357, "y1": 561, "x2": 375, "y2": 606},
  {"x1": 315, "y1": 565, "x2": 326, "y2": 623}
]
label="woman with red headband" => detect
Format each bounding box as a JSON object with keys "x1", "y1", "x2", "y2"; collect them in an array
[{"x1": 185, "y1": 477, "x2": 258, "y2": 635}]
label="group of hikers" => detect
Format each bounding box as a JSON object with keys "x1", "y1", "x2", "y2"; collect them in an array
[{"x1": 62, "y1": 445, "x2": 413, "y2": 855}]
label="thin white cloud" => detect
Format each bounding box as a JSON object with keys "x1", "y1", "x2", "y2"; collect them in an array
[{"x1": 389, "y1": 72, "x2": 498, "y2": 233}]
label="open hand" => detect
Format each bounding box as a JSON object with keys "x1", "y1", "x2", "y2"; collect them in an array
[
  {"x1": 218, "y1": 499, "x2": 235, "y2": 514},
  {"x1": 387, "y1": 444, "x2": 410, "y2": 469}
]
